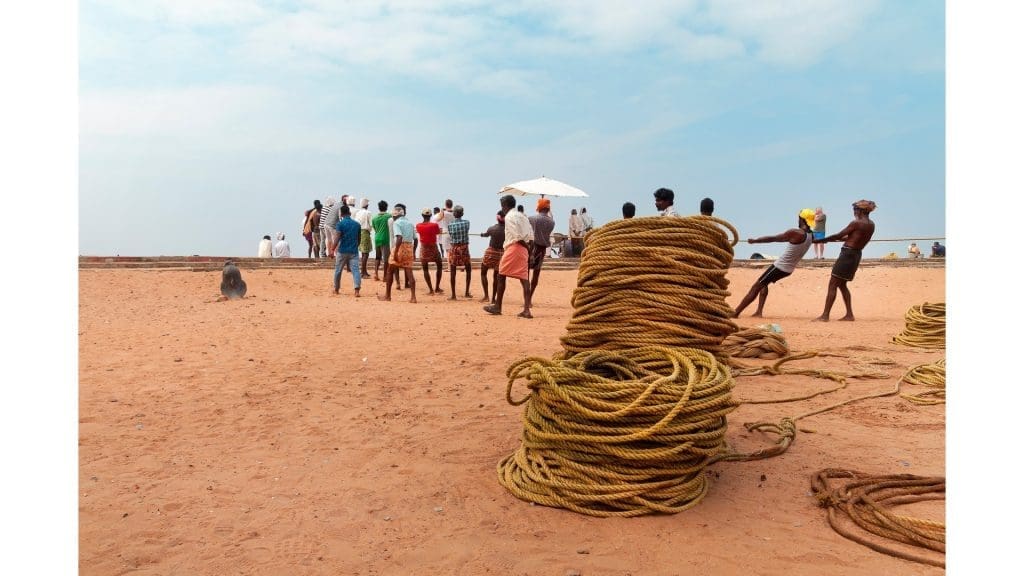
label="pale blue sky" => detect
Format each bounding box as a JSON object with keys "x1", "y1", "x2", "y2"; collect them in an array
[{"x1": 79, "y1": 0, "x2": 944, "y2": 258}]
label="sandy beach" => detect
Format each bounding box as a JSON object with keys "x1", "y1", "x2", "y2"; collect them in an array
[{"x1": 79, "y1": 263, "x2": 945, "y2": 575}]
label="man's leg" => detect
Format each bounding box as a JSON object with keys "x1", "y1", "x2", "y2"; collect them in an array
[
  {"x1": 733, "y1": 282, "x2": 763, "y2": 317},
  {"x1": 351, "y1": 253, "x2": 362, "y2": 296},
  {"x1": 480, "y1": 265, "x2": 490, "y2": 302},
  {"x1": 815, "y1": 276, "x2": 842, "y2": 321},
  {"x1": 374, "y1": 247, "x2": 382, "y2": 280},
  {"x1": 530, "y1": 267, "x2": 542, "y2": 298},
  {"x1": 420, "y1": 259, "x2": 433, "y2": 293},
  {"x1": 486, "y1": 274, "x2": 506, "y2": 314},
  {"x1": 434, "y1": 255, "x2": 443, "y2": 293},
  {"x1": 361, "y1": 251, "x2": 371, "y2": 278},
  {"x1": 518, "y1": 278, "x2": 533, "y2": 318},
  {"x1": 837, "y1": 282, "x2": 854, "y2": 321},
  {"x1": 464, "y1": 262, "x2": 472, "y2": 297},
  {"x1": 379, "y1": 264, "x2": 395, "y2": 300},
  {"x1": 333, "y1": 252, "x2": 344, "y2": 293},
  {"x1": 449, "y1": 266, "x2": 458, "y2": 300},
  {"x1": 752, "y1": 286, "x2": 770, "y2": 317},
  {"x1": 405, "y1": 268, "x2": 417, "y2": 303}
]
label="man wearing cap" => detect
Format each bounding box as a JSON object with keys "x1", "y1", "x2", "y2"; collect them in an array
[
  {"x1": 813, "y1": 200, "x2": 877, "y2": 322},
  {"x1": 733, "y1": 209, "x2": 816, "y2": 318},
  {"x1": 485, "y1": 194, "x2": 534, "y2": 318},
  {"x1": 478, "y1": 211, "x2": 505, "y2": 304},
  {"x1": 446, "y1": 205, "x2": 472, "y2": 300},
  {"x1": 528, "y1": 198, "x2": 556, "y2": 299},
  {"x1": 380, "y1": 204, "x2": 417, "y2": 302},
  {"x1": 415, "y1": 207, "x2": 444, "y2": 294},
  {"x1": 355, "y1": 198, "x2": 374, "y2": 279}
]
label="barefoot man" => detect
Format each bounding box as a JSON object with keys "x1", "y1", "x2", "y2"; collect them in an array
[
  {"x1": 415, "y1": 208, "x2": 444, "y2": 294},
  {"x1": 733, "y1": 209, "x2": 815, "y2": 318},
  {"x1": 813, "y1": 200, "x2": 877, "y2": 322},
  {"x1": 379, "y1": 204, "x2": 417, "y2": 303},
  {"x1": 478, "y1": 211, "x2": 505, "y2": 304},
  {"x1": 446, "y1": 205, "x2": 473, "y2": 300},
  {"x1": 485, "y1": 194, "x2": 534, "y2": 318}
]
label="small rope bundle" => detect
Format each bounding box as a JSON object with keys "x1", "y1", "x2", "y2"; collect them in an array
[
  {"x1": 900, "y1": 358, "x2": 946, "y2": 405},
  {"x1": 892, "y1": 302, "x2": 945, "y2": 349},
  {"x1": 811, "y1": 469, "x2": 945, "y2": 567},
  {"x1": 722, "y1": 327, "x2": 790, "y2": 359},
  {"x1": 497, "y1": 346, "x2": 737, "y2": 517},
  {"x1": 560, "y1": 216, "x2": 739, "y2": 358}
]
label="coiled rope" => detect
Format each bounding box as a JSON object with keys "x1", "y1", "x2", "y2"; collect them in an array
[
  {"x1": 722, "y1": 327, "x2": 790, "y2": 359},
  {"x1": 498, "y1": 216, "x2": 741, "y2": 516},
  {"x1": 811, "y1": 469, "x2": 945, "y2": 567},
  {"x1": 560, "y1": 216, "x2": 739, "y2": 358},
  {"x1": 899, "y1": 359, "x2": 946, "y2": 405},
  {"x1": 497, "y1": 347, "x2": 737, "y2": 517},
  {"x1": 892, "y1": 302, "x2": 945, "y2": 349}
]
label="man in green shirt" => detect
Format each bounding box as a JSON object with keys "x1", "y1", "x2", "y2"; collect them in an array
[{"x1": 371, "y1": 200, "x2": 391, "y2": 282}]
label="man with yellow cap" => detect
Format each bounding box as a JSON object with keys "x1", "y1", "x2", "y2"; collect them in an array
[
  {"x1": 528, "y1": 198, "x2": 556, "y2": 298},
  {"x1": 733, "y1": 209, "x2": 816, "y2": 318},
  {"x1": 813, "y1": 199, "x2": 877, "y2": 322}
]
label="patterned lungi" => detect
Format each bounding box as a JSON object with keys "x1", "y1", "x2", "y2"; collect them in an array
[
  {"x1": 448, "y1": 243, "x2": 470, "y2": 267},
  {"x1": 390, "y1": 242, "x2": 415, "y2": 269},
  {"x1": 482, "y1": 247, "x2": 503, "y2": 269},
  {"x1": 359, "y1": 229, "x2": 372, "y2": 253},
  {"x1": 419, "y1": 242, "x2": 440, "y2": 263}
]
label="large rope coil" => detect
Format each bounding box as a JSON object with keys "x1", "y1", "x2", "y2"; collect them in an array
[
  {"x1": 722, "y1": 327, "x2": 790, "y2": 359},
  {"x1": 560, "y1": 216, "x2": 739, "y2": 358},
  {"x1": 497, "y1": 346, "x2": 737, "y2": 517},
  {"x1": 499, "y1": 216, "x2": 741, "y2": 516},
  {"x1": 899, "y1": 359, "x2": 946, "y2": 405},
  {"x1": 892, "y1": 302, "x2": 945, "y2": 349}
]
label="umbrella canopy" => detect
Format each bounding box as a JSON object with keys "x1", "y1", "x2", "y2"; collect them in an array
[{"x1": 499, "y1": 176, "x2": 589, "y2": 198}]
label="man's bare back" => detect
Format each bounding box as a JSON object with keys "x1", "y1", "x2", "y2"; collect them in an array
[{"x1": 839, "y1": 217, "x2": 875, "y2": 250}]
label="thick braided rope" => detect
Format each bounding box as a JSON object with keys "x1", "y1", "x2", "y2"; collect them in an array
[
  {"x1": 722, "y1": 327, "x2": 790, "y2": 359},
  {"x1": 811, "y1": 469, "x2": 945, "y2": 567},
  {"x1": 899, "y1": 358, "x2": 946, "y2": 405},
  {"x1": 497, "y1": 346, "x2": 737, "y2": 517},
  {"x1": 560, "y1": 216, "x2": 739, "y2": 358},
  {"x1": 892, "y1": 302, "x2": 945, "y2": 349}
]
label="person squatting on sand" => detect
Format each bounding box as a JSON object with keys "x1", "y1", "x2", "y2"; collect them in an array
[
  {"x1": 372, "y1": 200, "x2": 391, "y2": 281},
  {"x1": 813, "y1": 199, "x2": 877, "y2": 322},
  {"x1": 733, "y1": 209, "x2": 816, "y2": 318},
  {"x1": 415, "y1": 208, "x2": 444, "y2": 295},
  {"x1": 333, "y1": 204, "x2": 362, "y2": 297},
  {"x1": 479, "y1": 211, "x2": 505, "y2": 304},
  {"x1": 485, "y1": 194, "x2": 534, "y2": 318},
  {"x1": 446, "y1": 205, "x2": 473, "y2": 300},
  {"x1": 528, "y1": 198, "x2": 555, "y2": 299},
  {"x1": 379, "y1": 204, "x2": 417, "y2": 303},
  {"x1": 220, "y1": 260, "x2": 247, "y2": 300}
]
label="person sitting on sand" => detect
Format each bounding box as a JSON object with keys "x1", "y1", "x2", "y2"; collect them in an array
[
  {"x1": 257, "y1": 235, "x2": 272, "y2": 258},
  {"x1": 813, "y1": 200, "x2": 877, "y2": 322},
  {"x1": 479, "y1": 211, "x2": 505, "y2": 304},
  {"x1": 908, "y1": 243, "x2": 922, "y2": 258},
  {"x1": 379, "y1": 205, "x2": 417, "y2": 303},
  {"x1": 931, "y1": 242, "x2": 945, "y2": 257},
  {"x1": 733, "y1": 209, "x2": 816, "y2": 318},
  {"x1": 272, "y1": 233, "x2": 290, "y2": 258},
  {"x1": 485, "y1": 194, "x2": 534, "y2": 318}
]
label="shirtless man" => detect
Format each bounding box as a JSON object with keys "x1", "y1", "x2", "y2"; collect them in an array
[{"x1": 813, "y1": 200, "x2": 877, "y2": 322}]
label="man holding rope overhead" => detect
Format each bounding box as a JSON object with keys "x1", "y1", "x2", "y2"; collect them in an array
[
  {"x1": 813, "y1": 199, "x2": 877, "y2": 322},
  {"x1": 733, "y1": 209, "x2": 816, "y2": 318}
]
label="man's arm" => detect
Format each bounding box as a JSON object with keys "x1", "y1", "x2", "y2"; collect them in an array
[
  {"x1": 815, "y1": 222, "x2": 856, "y2": 244},
  {"x1": 748, "y1": 229, "x2": 802, "y2": 244}
]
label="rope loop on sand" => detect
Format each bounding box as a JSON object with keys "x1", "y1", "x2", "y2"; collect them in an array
[
  {"x1": 811, "y1": 468, "x2": 946, "y2": 567},
  {"x1": 892, "y1": 302, "x2": 945, "y2": 349},
  {"x1": 899, "y1": 358, "x2": 946, "y2": 405}
]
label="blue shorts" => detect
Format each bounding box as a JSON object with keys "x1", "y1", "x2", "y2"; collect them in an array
[{"x1": 813, "y1": 231, "x2": 826, "y2": 240}]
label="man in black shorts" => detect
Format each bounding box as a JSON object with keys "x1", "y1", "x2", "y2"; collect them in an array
[
  {"x1": 813, "y1": 200, "x2": 877, "y2": 322},
  {"x1": 733, "y1": 209, "x2": 815, "y2": 318},
  {"x1": 528, "y1": 198, "x2": 555, "y2": 299}
]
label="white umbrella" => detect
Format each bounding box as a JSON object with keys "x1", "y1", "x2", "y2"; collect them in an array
[{"x1": 499, "y1": 176, "x2": 589, "y2": 198}]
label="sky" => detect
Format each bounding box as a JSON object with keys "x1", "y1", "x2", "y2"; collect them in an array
[{"x1": 78, "y1": 0, "x2": 945, "y2": 260}]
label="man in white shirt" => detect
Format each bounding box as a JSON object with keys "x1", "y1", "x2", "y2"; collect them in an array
[
  {"x1": 568, "y1": 209, "x2": 584, "y2": 257},
  {"x1": 257, "y1": 235, "x2": 273, "y2": 258},
  {"x1": 654, "y1": 188, "x2": 679, "y2": 217},
  {"x1": 354, "y1": 198, "x2": 374, "y2": 278},
  {"x1": 272, "y1": 233, "x2": 291, "y2": 258},
  {"x1": 484, "y1": 194, "x2": 534, "y2": 319}
]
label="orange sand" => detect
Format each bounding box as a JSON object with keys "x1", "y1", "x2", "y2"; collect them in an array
[{"x1": 79, "y1": 265, "x2": 945, "y2": 575}]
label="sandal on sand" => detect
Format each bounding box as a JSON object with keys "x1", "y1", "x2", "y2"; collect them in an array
[{"x1": 483, "y1": 305, "x2": 501, "y2": 315}]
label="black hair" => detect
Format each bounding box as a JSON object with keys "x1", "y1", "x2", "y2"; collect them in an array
[
  {"x1": 378, "y1": 200, "x2": 388, "y2": 211},
  {"x1": 340, "y1": 204, "x2": 351, "y2": 216},
  {"x1": 263, "y1": 235, "x2": 271, "y2": 240},
  {"x1": 700, "y1": 197, "x2": 714, "y2": 215},
  {"x1": 500, "y1": 195, "x2": 516, "y2": 210},
  {"x1": 654, "y1": 188, "x2": 674, "y2": 202},
  {"x1": 314, "y1": 200, "x2": 322, "y2": 209},
  {"x1": 622, "y1": 202, "x2": 636, "y2": 218}
]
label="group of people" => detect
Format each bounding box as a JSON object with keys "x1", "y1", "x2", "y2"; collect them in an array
[
  {"x1": 294, "y1": 194, "x2": 558, "y2": 319},
  {"x1": 908, "y1": 241, "x2": 945, "y2": 258},
  {"x1": 256, "y1": 233, "x2": 290, "y2": 258}
]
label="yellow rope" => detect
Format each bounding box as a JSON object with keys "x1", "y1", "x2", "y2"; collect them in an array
[
  {"x1": 560, "y1": 216, "x2": 739, "y2": 358},
  {"x1": 899, "y1": 359, "x2": 946, "y2": 405},
  {"x1": 892, "y1": 302, "x2": 945, "y2": 349},
  {"x1": 811, "y1": 469, "x2": 945, "y2": 567},
  {"x1": 722, "y1": 327, "x2": 790, "y2": 359},
  {"x1": 498, "y1": 216, "x2": 741, "y2": 516},
  {"x1": 497, "y1": 346, "x2": 737, "y2": 517}
]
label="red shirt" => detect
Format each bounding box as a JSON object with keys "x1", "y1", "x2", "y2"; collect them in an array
[{"x1": 416, "y1": 222, "x2": 440, "y2": 244}]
